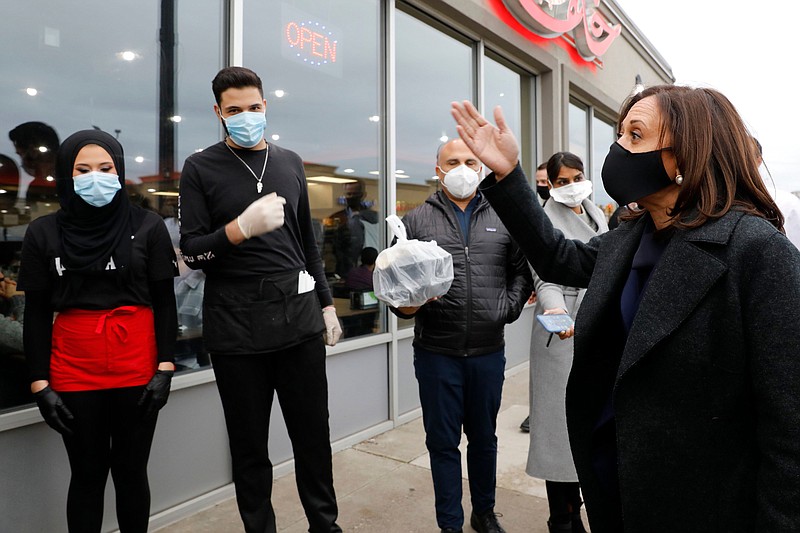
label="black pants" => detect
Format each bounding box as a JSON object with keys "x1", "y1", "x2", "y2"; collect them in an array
[
  {"x1": 212, "y1": 337, "x2": 341, "y2": 533},
  {"x1": 59, "y1": 386, "x2": 158, "y2": 533}
]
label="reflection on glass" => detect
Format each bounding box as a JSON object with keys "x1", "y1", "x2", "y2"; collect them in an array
[
  {"x1": 568, "y1": 102, "x2": 588, "y2": 164},
  {"x1": 592, "y1": 116, "x2": 616, "y2": 216},
  {"x1": 395, "y1": 9, "x2": 473, "y2": 329},
  {"x1": 0, "y1": 0, "x2": 223, "y2": 412},
  {"x1": 244, "y1": 0, "x2": 382, "y2": 340},
  {"x1": 484, "y1": 56, "x2": 522, "y2": 149}
]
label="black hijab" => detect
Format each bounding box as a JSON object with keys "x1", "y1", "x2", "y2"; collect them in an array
[{"x1": 55, "y1": 130, "x2": 142, "y2": 274}]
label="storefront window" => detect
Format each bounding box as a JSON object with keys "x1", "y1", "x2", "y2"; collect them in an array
[
  {"x1": 243, "y1": 0, "x2": 382, "y2": 340},
  {"x1": 395, "y1": 8, "x2": 473, "y2": 329},
  {"x1": 592, "y1": 115, "x2": 617, "y2": 215},
  {"x1": 568, "y1": 101, "x2": 588, "y2": 163},
  {"x1": 484, "y1": 55, "x2": 522, "y2": 150},
  {"x1": 0, "y1": 0, "x2": 223, "y2": 412}
]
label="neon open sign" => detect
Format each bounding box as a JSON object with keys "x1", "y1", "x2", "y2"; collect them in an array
[
  {"x1": 284, "y1": 20, "x2": 338, "y2": 66},
  {"x1": 280, "y1": 4, "x2": 343, "y2": 77}
]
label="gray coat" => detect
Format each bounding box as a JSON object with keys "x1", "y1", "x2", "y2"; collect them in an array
[
  {"x1": 527, "y1": 198, "x2": 608, "y2": 482},
  {"x1": 393, "y1": 191, "x2": 532, "y2": 356},
  {"x1": 484, "y1": 166, "x2": 800, "y2": 532}
]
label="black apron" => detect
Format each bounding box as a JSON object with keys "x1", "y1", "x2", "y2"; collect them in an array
[{"x1": 203, "y1": 269, "x2": 325, "y2": 354}]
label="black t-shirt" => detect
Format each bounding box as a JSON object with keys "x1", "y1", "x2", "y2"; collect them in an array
[
  {"x1": 19, "y1": 210, "x2": 178, "y2": 308},
  {"x1": 20, "y1": 209, "x2": 179, "y2": 381},
  {"x1": 179, "y1": 141, "x2": 332, "y2": 307}
]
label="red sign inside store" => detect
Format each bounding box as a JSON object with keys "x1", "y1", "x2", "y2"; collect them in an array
[{"x1": 500, "y1": 0, "x2": 621, "y2": 62}]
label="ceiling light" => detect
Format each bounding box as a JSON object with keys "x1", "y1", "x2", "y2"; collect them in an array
[
  {"x1": 343, "y1": 168, "x2": 355, "y2": 173},
  {"x1": 38, "y1": 146, "x2": 48, "y2": 153},
  {"x1": 0, "y1": 190, "x2": 6, "y2": 194},
  {"x1": 274, "y1": 89, "x2": 285, "y2": 98},
  {"x1": 45, "y1": 175, "x2": 54, "y2": 181},
  {"x1": 369, "y1": 170, "x2": 380, "y2": 175},
  {"x1": 152, "y1": 191, "x2": 180, "y2": 196},
  {"x1": 368, "y1": 115, "x2": 380, "y2": 123},
  {"x1": 306, "y1": 176, "x2": 358, "y2": 184},
  {"x1": 439, "y1": 135, "x2": 448, "y2": 142},
  {"x1": 195, "y1": 148, "x2": 204, "y2": 153},
  {"x1": 120, "y1": 51, "x2": 137, "y2": 61},
  {"x1": 147, "y1": 188, "x2": 157, "y2": 193},
  {"x1": 170, "y1": 115, "x2": 182, "y2": 123},
  {"x1": 396, "y1": 169, "x2": 406, "y2": 174},
  {"x1": 134, "y1": 156, "x2": 144, "y2": 163},
  {"x1": 271, "y1": 134, "x2": 280, "y2": 141},
  {"x1": 26, "y1": 87, "x2": 38, "y2": 96}
]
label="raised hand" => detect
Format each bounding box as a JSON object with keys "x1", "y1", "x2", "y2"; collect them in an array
[{"x1": 450, "y1": 101, "x2": 520, "y2": 179}]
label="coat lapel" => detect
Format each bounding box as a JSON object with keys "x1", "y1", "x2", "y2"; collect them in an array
[{"x1": 615, "y1": 214, "x2": 740, "y2": 382}]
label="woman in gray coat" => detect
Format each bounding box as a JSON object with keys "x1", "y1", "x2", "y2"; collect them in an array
[
  {"x1": 452, "y1": 85, "x2": 800, "y2": 532},
  {"x1": 528, "y1": 152, "x2": 608, "y2": 533}
]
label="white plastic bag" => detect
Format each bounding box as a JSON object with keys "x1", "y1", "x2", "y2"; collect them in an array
[{"x1": 373, "y1": 215, "x2": 454, "y2": 307}]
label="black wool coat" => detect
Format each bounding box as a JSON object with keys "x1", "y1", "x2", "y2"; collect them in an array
[{"x1": 483, "y1": 165, "x2": 800, "y2": 532}]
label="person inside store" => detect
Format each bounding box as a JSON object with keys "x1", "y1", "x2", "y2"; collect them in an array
[
  {"x1": 8, "y1": 121, "x2": 60, "y2": 202},
  {"x1": 0, "y1": 268, "x2": 24, "y2": 356},
  {"x1": 390, "y1": 138, "x2": 532, "y2": 533},
  {"x1": 330, "y1": 179, "x2": 379, "y2": 279},
  {"x1": 178, "y1": 66, "x2": 343, "y2": 533},
  {"x1": 344, "y1": 246, "x2": 377, "y2": 291},
  {"x1": 527, "y1": 151, "x2": 608, "y2": 533},
  {"x1": 451, "y1": 84, "x2": 800, "y2": 531},
  {"x1": 19, "y1": 129, "x2": 178, "y2": 533}
]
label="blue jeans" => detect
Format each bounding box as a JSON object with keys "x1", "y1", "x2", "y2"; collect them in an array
[{"x1": 414, "y1": 347, "x2": 506, "y2": 530}]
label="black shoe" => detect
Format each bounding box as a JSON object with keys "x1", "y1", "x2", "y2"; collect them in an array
[
  {"x1": 441, "y1": 528, "x2": 463, "y2": 533},
  {"x1": 470, "y1": 510, "x2": 506, "y2": 533},
  {"x1": 520, "y1": 415, "x2": 530, "y2": 433},
  {"x1": 546, "y1": 519, "x2": 572, "y2": 533},
  {"x1": 571, "y1": 510, "x2": 588, "y2": 533}
]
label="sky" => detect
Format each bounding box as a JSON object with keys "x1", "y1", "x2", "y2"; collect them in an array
[{"x1": 614, "y1": 0, "x2": 800, "y2": 192}]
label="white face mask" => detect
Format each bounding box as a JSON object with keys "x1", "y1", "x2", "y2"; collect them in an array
[
  {"x1": 549, "y1": 180, "x2": 593, "y2": 208},
  {"x1": 441, "y1": 164, "x2": 481, "y2": 199}
]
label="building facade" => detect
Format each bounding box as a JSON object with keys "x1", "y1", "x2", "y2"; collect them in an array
[{"x1": 0, "y1": 1, "x2": 672, "y2": 531}]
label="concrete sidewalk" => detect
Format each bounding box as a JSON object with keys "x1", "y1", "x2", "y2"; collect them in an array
[{"x1": 156, "y1": 364, "x2": 580, "y2": 532}]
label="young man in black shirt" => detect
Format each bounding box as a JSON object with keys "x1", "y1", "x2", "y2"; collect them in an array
[{"x1": 179, "y1": 66, "x2": 342, "y2": 533}]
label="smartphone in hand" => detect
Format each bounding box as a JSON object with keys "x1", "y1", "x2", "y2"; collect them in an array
[{"x1": 536, "y1": 313, "x2": 574, "y2": 333}]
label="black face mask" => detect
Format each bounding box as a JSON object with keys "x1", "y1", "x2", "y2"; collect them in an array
[
  {"x1": 536, "y1": 185, "x2": 551, "y2": 201},
  {"x1": 601, "y1": 142, "x2": 674, "y2": 206}
]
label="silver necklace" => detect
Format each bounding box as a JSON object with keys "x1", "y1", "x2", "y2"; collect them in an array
[{"x1": 225, "y1": 142, "x2": 269, "y2": 193}]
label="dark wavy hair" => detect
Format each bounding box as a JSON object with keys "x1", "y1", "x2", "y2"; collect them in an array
[
  {"x1": 546, "y1": 151, "x2": 584, "y2": 183},
  {"x1": 617, "y1": 85, "x2": 783, "y2": 232},
  {"x1": 212, "y1": 66, "x2": 263, "y2": 105}
]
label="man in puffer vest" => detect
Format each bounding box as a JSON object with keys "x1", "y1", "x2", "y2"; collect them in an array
[{"x1": 391, "y1": 139, "x2": 532, "y2": 533}]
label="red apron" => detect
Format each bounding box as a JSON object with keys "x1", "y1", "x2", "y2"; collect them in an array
[{"x1": 50, "y1": 305, "x2": 157, "y2": 392}]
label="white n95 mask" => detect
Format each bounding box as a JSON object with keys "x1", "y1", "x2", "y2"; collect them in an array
[
  {"x1": 441, "y1": 164, "x2": 481, "y2": 199},
  {"x1": 549, "y1": 180, "x2": 593, "y2": 208}
]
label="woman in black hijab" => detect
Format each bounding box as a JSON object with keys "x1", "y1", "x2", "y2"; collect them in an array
[{"x1": 19, "y1": 130, "x2": 178, "y2": 533}]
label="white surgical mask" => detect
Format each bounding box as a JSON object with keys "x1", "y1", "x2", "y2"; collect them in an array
[
  {"x1": 441, "y1": 164, "x2": 481, "y2": 199},
  {"x1": 549, "y1": 180, "x2": 593, "y2": 208},
  {"x1": 73, "y1": 171, "x2": 122, "y2": 207}
]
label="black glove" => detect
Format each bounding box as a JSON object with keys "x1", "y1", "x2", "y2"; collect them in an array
[
  {"x1": 34, "y1": 386, "x2": 74, "y2": 436},
  {"x1": 138, "y1": 370, "x2": 174, "y2": 420}
]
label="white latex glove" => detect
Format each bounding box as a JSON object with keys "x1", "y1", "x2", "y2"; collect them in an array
[
  {"x1": 236, "y1": 193, "x2": 286, "y2": 239},
  {"x1": 322, "y1": 305, "x2": 343, "y2": 346}
]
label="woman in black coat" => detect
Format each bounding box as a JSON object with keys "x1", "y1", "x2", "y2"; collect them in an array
[{"x1": 451, "y1": 85, "x2": 800, "y2": 532}]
